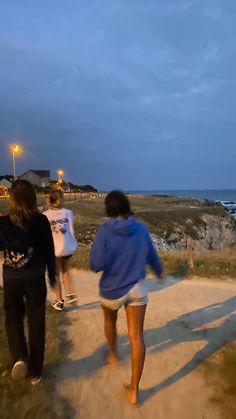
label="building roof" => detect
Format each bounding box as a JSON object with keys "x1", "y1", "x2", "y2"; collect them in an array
[
  {"x1": 0, "y1": 179, "x2": 12, "y2": 187},
  {"x1": 0, "y1": 175, "x2": 14, "y2": 182},
  {"x1": 20, "y1": 170, "x2": 50, "y2": 178}
]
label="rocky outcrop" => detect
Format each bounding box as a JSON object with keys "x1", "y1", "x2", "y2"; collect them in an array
[{"x1": 152, "y1": 214, "x2": 236, "y2": 251}]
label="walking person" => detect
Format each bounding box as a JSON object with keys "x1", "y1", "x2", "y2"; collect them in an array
[
  {"x1": 44, "y1": 189, "x2": 78, "y2": 311},
  {"x1": 90, "y1": 190, "x2": 163, "y2": 405},
  {"x1": 0, "y1": 180, "x2": 55, "y2": 384}
]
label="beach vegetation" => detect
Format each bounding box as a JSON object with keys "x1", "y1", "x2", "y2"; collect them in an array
[{"x1": 70, "y1": 246, "x2": 236, "y2": 279}]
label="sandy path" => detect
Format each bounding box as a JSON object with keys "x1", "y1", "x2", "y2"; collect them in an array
[{"x1": 53, "y1": 271, "x2": 236, "y2": 419}]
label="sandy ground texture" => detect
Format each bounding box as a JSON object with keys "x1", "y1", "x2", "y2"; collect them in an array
[{"x1": 46, "y1": 270, "x2": 236, "y2": 419}]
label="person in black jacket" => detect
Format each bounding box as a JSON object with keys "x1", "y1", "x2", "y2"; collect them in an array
[{"x1": 0, "y1": 180, "x2": 55, "y2": 385}]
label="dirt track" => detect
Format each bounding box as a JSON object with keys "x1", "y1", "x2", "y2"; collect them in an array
[{"x1": 54, "y1": 271, "x2": 236, "y2": 419}]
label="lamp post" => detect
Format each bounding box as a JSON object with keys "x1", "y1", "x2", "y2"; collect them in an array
[
  {"x1": 11, "y1": 144, "x2": 22, "y2": 180},
  {"x1": 57, "y1": 169, "x2": 64, "y2": 186}
]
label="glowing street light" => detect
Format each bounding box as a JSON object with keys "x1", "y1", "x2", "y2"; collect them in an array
[
  {"x1": 10, "y1": 144, "x2": 22, "y2": 180},
  {"x1": 57, "y1": 169, "x2": 64, "y2": 185}
]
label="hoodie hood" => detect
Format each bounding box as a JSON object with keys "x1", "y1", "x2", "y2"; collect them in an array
[{"x1": 104, "y1": 216, "x2": 139, "y2": 236}]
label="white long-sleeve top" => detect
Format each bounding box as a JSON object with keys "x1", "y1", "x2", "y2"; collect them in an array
[{"x1": 43, "y1": 208, "x2": 77, "y2": 257}]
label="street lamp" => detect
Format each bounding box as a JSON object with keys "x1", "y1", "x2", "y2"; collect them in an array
[
  {"x1": 10, "y1": 144, "x2": 22, "y2": 180},
  {"x1": 57, "y1": 169, "x2": 64, "y2": 185}
]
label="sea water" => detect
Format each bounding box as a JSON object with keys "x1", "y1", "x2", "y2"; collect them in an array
[{"x1": 127, "y1": 189, "x2": 236, "y2": 202}]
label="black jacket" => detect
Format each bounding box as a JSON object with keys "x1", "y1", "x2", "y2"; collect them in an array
[{"x1": 0, "y1": 213, "x2": 55, "y2": 286}]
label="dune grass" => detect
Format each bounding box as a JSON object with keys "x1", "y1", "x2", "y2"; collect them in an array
[
  {"x1": 161, "y1": 247, "x2": 236, "y2": 278},
  {"x1": 0, "y1": 289, "x2": 73, "y2": 419},
  {"x1": 71, "y1": 246, "x2": 236, "y2": 279}
]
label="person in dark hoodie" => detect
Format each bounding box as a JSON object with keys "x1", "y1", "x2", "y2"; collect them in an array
[
  {"x1": 0, "y1": 180, "x2": 55, "y2": 385},
  {"x1": 90, "y1": 190, "x2": 163, "y2": 405}
]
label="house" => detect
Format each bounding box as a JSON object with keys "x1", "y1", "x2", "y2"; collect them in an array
[
  {"x1": 19, "y1": 170, "x2": 50, "y2": 187},
  {"x1": 0, "y1": 178, "x2": 12, "y2": 188},
  {"x1": 0, "y1": 175, "x2": 13, "y2": 183},
  {"x1": 0, "y1": 176, "x2": 13, "y2": 195}
]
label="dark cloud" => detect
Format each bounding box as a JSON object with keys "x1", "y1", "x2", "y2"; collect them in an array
[{"x1": 0, "y1": 0, "x2": 235, "y2": 189}]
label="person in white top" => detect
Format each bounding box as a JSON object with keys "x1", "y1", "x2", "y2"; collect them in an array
[{"x1": 44, "y1": 189, "x2": 78, "y2": 311}]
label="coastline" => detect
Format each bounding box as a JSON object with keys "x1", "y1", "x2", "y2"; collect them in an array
[{"x1": 126, "y1": 189, "x2": 236, "y2": 202}]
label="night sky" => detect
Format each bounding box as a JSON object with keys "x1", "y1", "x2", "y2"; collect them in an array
[{"x1": 0, "y1": 0, "x2": 235, "y2": 190}]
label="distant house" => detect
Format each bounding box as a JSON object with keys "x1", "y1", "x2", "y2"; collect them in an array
[
  {"x1": 0, "y1": 178, "x2": 12, "y2": 188},
  {"x1": 0, "y1": 175, "x2": 13, "y2": 183},
  {"x1": 0, "y1": 176, "x2": 13, "y2": 195},
  {"x1": 19, "y1": 170, "x2": 50, "y2": 187}
]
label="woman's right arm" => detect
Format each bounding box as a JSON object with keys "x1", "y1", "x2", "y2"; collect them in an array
[{"x1": 90, "y1": 225, "x2": 107, "y2": 272}]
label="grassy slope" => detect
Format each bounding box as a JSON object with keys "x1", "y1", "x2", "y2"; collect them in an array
[
  {"x1": 71, "y1": 246, "x2": 236, "y2": 278},
  {"x1": 161, "y1": 247, "x2": 236, "y2": 278},
  {"x1": 1, "y1": 195, "x2": 236, "y2": 277},
  {"x1": 47, "y1": 195, "x2": 235, "y2": 278},
  {"x1": 65, "y1": 194, "x2": 229, "y2": 244},
  {"x1": 0, "y1": 289, "x2": 73, "y2": 419}
]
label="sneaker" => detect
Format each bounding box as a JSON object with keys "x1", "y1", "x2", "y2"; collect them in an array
[
  {"x1": 66, "y1": 293, "x2": 77, "y2": 305},
  {"x1": 31, "y1": 376, "x2": 42, "y2": 385},
  {"x1": 51, "y1": 299, "x2": 64, "y2": 311},
  {"x1": 11, "y1": 360, "x2": 27, "y2": 381}
]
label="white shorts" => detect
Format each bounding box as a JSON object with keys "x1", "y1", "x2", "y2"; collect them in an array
[{"x1": 99, "y1": 280, "x2": 148, "y2": 311}]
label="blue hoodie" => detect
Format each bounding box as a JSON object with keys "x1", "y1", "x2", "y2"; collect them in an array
[{"x1": 90, "y1": 216, "x2": 162, "y2": 299}]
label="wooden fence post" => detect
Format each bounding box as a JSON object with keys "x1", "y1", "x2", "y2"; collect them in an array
[{"x1": 186, "y1": 237, "x2": 194, "y2": 269}]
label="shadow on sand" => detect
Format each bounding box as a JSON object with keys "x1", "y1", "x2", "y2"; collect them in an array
[
  {"x1": 138, "y1": 296, "x2": 236, "y2": 402},
  {"x1": 54, "y1": 283, "x2": 236, "y2": 404},
  {"x1": 65, "y1": 301, "x2": 100, "y2": 312}
]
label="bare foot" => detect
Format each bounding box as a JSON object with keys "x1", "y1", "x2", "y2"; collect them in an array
[
  {"x1": 123, "y1": 385, "x2": 138, "y2": 406},
  {"x1": 106, "y1": 353, "x2": 119, "y2": 366}
]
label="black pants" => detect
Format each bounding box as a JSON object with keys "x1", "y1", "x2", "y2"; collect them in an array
[{"x1": 3, "y1": 274, "x2": 47, "y2": 377}]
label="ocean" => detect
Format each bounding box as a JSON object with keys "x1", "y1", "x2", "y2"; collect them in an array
[{"x1": 127, "y1": 189, "x2": 236, "y2": 202}]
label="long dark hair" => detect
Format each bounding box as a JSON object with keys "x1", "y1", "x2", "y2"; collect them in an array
[{"x1": 9, "y1": 180, "x2": 38, "y2": 227}]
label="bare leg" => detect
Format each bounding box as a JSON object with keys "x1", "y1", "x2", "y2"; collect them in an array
[
  {"x1": 101, "y1": 305, "x2": 119, "y2": 365},
  {"x1": 54, "y1": 258, "x2": 63, "y2": 301},
  {"x1": 124, "y1": 304, "x2": 147, "y2": 405},
  {"x1": 61, "y1": 258, "x2": 76, "y2": 295}
]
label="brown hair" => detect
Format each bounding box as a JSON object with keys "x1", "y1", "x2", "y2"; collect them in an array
[
  {"x1": 9, "y1": 180, "x2": 38, "y2": 227},
  {"x1": 49, "y1": 189, "x2": 63, "y2": 208},
  {"x1": 105, "y1": 190, "x2": 132, "y2": 217}
]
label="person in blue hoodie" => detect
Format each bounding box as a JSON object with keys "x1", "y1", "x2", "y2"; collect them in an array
[{"x1": 90, "y1": 190, "x2": 163, "y2": 405}]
